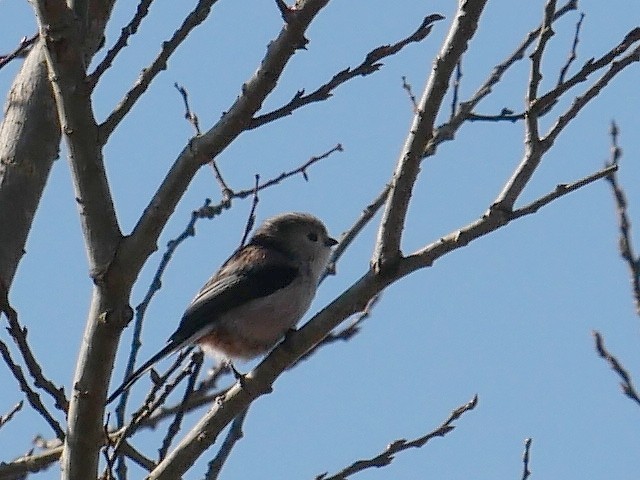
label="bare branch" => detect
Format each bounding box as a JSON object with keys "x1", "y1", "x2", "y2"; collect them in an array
[
  {"x1": 33, "y1": 0, "x2": 121, "y2": 276},
  {"x1": 99, "y1": 0, "x2": 218, "y2": 143},
  {"x1": 0, "y1": 400, "x2": 23, "y2": 430},
  {"x1": 0, "y1": 443, "x2": 63, "y2": 479},
  {"x1": 0, "y1": 339, "x2": 65, "y2": 440},
  {"x1": 401, "y1": 76, "x2": 418, "y2": 113},
  {"x1": 490, "y1": 0, "x2": 557, "y2": 212},
  {"x1": 294, "y1": 294, "x2": 380, "y2": 365},
  {"x1": 0, "y1": 33, "x2": 38, "y2": 70},
  {"x1": 425, "y1": 0, "x2": 578, "y2": 157},
  {"x1": 316, "y1": 395, "x2": 478, "y2": 480},
  {"x1": 604, "y1": 123, "x2": 640, "y2": 314},
  {"x1": 493, "y1": 24, "x2": 640, "y2": 214},
  {"x1": 557, "y1": 12, "x2": 585, "y2": 85},
  {"x1": 373, "y1": 0, "x2": 488, "y2": 271},
  {"x1": 544, "y1": 42, "x2": 640, "y2": 146},
  {"x1": 110, "y1": 348, "x2": 196, "y2": 458},
  {"x1": 593, "y1": 331, "x2": 640, "y2": 407},
  {"x1": 87, "y1": 0, "x2": 156, "y2": 89},
  {"x1": 535, "y1": 27, "x2": 640, "y2": 116},
  {"x1": 510, "y1": 164, "x2": 618, "y2": 220},
  {"x1": 0, "y1": 281, "x2": 69, "y2": 412},
  {"x1": 249, "y1": 14, "x2": 444, "y2": 129},
  {"x1": 239, "y1": 176, "x2": 261, "y2": 248},
  {"x1": 528, "y1": 0, "x2": 557, "y2": 117},
  {"x1": 274, "y1": 0, "x2": 295, "y2": 23},
  {"x1": 174, "y1": 83, "x2": 201, "y2": 136},
  {"x1": 232, "y1": 144, "x2": 343, "y2": 198},
  {"x1": 158, "y1": 351, "x2": 204, "y2": 461},
  {"x1": 403, "y1": 162, "x2": 616, "y2": 274},
  {"x1": 522, "y1": 438, "x2": 533, "y2": 480},
  {"x1": 119, "y1": 440, "x2": 156, "y2": 472},
  {"x1": 467, "y1": 108, "x2": 523, "y2": 122},
  {"x1": 204, "y1": 408, "x2": 249, "y2": 480}
]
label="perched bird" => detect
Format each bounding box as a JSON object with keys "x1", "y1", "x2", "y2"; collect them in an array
[{"x1": 107, "y1": 212, "x2": 337, "y2": 404}]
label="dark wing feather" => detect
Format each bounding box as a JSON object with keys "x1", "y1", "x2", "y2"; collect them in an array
[{"x1": 168, "y1": 263, "x2": 298, "y2": 345}]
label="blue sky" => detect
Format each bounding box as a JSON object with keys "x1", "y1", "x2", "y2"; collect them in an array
[{"x1": 1, "y1": 0, "x2": 640, "y2": 478}]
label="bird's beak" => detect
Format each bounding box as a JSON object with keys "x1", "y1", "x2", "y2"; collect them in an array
[{"x1": 325, "y1": 237, "x2": 338, "y2": 247}]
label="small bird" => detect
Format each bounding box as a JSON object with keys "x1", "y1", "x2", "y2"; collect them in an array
[{"x1": 107, "y1": 212, "x2": 337, "y2": 404}]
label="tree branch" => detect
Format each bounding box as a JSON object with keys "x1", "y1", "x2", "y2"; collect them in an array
[
  {"x1": 248, "y1": 14, "x2": 444, "y2": 129},
  {"x1": 373, "y1": 0, "x2": 488, "y2": 271},
  {"x1": 317, "y1": 395, "x2": 478, "y2": 480},
  {"x1": 593, "y1": 331, "x2": 640, "y2": 407},
  {"x1": 0, "y1": 281, "x2": 69, "y2": 413},
  {"x1": 204, "y1": 407, "x2": 249, "y2": 480},
  {"x1": 0, "y1": 33, "x2": 38, "y2": 70},
  {"x1": 87, "y1": 0, "x2": 157, "y2": 89},
  {"x1": 604, "y1": 123, "x2": 640, "y2": 314},
  {"x1": 98, "y1": 0, "x2": 218, "y2": 143},
  {"x1": 0, "y1": 401, "x2": 23, "y2": 431},
  {"x1": 521, "y1": 438, "x2": 533, "y2": 480},
  {"x1": 424, "y1": 0, "x2": 578, "y2": 158}
]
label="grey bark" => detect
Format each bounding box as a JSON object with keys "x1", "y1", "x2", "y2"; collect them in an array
[{"x1": 0, "y1": 43, "x2": 60, "y2": 287}]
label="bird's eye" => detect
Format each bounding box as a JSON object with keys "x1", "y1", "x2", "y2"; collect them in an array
[{"x1": 307, "y1": 232, "x2": 318, "y2": 242}]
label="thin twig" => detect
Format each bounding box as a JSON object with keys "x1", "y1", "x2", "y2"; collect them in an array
[
  {"x1": 0, "y1": 33, "x2": 38, "y2": 70},
  {"x1": 158, "y1": 350, "x2": 204, "y2": 461},
  {"x1": 522, "y1": 438, "x2": 533, "y2": 480},
  {"x1": 425, "y1": 0, "x2": 578, "y2": 157},
  {"x1": 249, "y1": 15, "x2": 444, "y2": 129},
  {"x1": 174, "y1": 82, "x2": 201, "y2": 135},
  {"x1": 0, "y1": 339, "x2": 65, "y2": 439},
  {"x1": 321, "y1": 183, "x2": 390, "y2": 283},
  {"x1": 316, "y1": 396, "x2": 478, "y2": 480},
  {"x1": 204, "y1": 407, "x2": 250, "y2": 480},
  {"x1": 517, "y1": 0, "x2": 554, "y2": 204},
  {"x1": 87, "y1": 0, "x2": 156, "y2": 89},
  {"x1": 604, "y1": 123, "x2": 640, "y2": 316},
  {"x1": 401, "y1": 76, "x2": 418, "y2": 113},
  {"x1": 233, "y1": 144, "x2": 343, "y2": 198},
  {"x1": 543, "y1": 41, "x2": 640, "y2": 146},
  {"x1": 404, "y1": 162, "x2": 618, "y2": 273},
  {"x1": 0, "y1": 400, "x2": 23, "y2": 430},
  {"x1": 593, "y1": 331, "x2": 640, "y2": 407},
  {"x1": 510, "y1": 164, "x2": 618, "y2": 219},
  {"x1": 294, "y1": 294, "x2": 380, "y2": 365},
  {"x1": 239, "y1": 175, "x2": 261, "y2": 247},
  {"x1": 534, "y1": 27, "x2": 640, "y2": 117},
  {"x1": 110, "y1": 348, "x2": 197, "y2": 461},
  {"x1": 99, "y1": 0, "x2": 219, "y2": 143},
  {"x1": 557, "y1": 12, "x2": 585, "y2": 85},
  {"x1": 0, "y1": 283, "x2": 69, "y2": 413}
]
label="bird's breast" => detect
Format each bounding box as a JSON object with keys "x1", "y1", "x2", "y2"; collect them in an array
[{"x1": 196, "y1": 276, "x2": 316, "y2": 359}]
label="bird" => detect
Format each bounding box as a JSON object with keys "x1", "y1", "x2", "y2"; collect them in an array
[{"x1": 107, "y1": 212, "x2": 337, "y2": 404}]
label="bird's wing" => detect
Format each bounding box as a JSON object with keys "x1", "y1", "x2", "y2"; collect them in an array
[
  {"x1": 106, "y1": 245, "x2": 297, "y2": 405},
  {"x1": 168, "y1": 254, "x2": 298, "y2": 345}
]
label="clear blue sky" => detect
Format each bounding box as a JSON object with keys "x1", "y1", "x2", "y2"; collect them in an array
[{"x1": 1, "y1": 0, "x2": 640, "y2": 478}]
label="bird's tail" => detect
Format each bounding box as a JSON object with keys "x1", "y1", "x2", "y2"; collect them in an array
[{"x1": 106, "y1": 341, "x2": 181, "y2": 405}]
